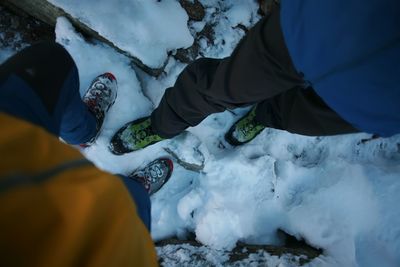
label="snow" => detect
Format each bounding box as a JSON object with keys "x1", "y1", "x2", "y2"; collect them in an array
[
  {"x1": 1, "y1": 1, "x2": 400, "y2": 266},
  {"x1": 49, "y1": 0, "x2": 194, "y2": 68}
]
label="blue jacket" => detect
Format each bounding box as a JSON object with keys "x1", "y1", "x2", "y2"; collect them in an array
[{"x1": 280, "y1": 0, "x2": 400, "y2": 137}]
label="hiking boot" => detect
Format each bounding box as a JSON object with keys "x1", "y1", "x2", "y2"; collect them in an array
[
  {"x1": 225, "y1": 105, "x2": 266, "y2": 146},
  {"x1": 109, "y1": 116, "x2": 164, "y2": 155},
  {"x1": 81, "y1": 72, "x2": 117, "y2": 147},
  {"x1": 129, "y1": 158, "x2": 173, "y2": 195}
]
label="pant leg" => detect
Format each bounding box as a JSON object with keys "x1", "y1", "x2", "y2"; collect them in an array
[
  {"x1": 255, "y1": 86, "x2": 359, "y2": 136},
  {"x1": 0, "y1": 42, "x2": 97, "y2": 144},
  {"x1": 57, "y1": 66, "x2": 98, "y2": 144},
  {"x1": 120, "y1": 175, "x2": 151, "y2": 231},
  {"x1": 151, "y1": 5, "x2": 304, "y2": 138},
  {"x1": 0, "y1": 42, "x2": 152, "y2": 229},
  {"x1": 152, "y1": 4, "x2": 358, "y2": 138}
]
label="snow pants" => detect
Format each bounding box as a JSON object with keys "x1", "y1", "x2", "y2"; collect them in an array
[
  {"x1": 0, "y1": 42, "x2": 151, "y2": 230},
  {"x1": 151, "y1": 4, "x2": 358, "y2": 138}
]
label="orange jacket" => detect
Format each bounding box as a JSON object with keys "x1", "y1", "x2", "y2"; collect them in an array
[{"x1": 0, "y1": 113, "x2": 158, "y2": 267}]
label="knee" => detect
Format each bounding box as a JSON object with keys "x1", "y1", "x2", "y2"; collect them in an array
[
  {"x1": 31, "y1": 41, "x2": 75, "y2": 69},
  {"x1": 20, "y1": 41, "x2": 78, "y2": 93}
]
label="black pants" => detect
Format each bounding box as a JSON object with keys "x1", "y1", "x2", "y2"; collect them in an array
[{"x1": 151, "y1": 6, "x2": 358, "y2": 138}]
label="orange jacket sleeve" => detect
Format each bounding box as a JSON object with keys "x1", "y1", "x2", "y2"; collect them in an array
[{"x1": 0, "y1": 113, "x2": 158, "y2": 267}]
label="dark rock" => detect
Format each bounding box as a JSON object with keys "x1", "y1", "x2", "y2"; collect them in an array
[
  {"x1": 234, "y1": 24, "x2": 249, "y2": 33},
  {"x1": 173, "y1": 23, "x2": 214, "y2": 64},
  {"x1": 0, "y1": 5, "x2": 54, "y2": 51},
  {"x1": 156, "y1": 230, "x2": 322, "y2": 266},
  {"x1": 174, "y1": 44, "x2": 199, "y2": 63},
  {"x1": 198, "y1": 23, "x2": 215, "y2": 45},
  {"x1": 179, "y1": 0, "x2": 205, "y2": 21}
]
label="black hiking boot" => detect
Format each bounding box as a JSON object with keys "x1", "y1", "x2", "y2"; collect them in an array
[
  {"x1": 109, "y1": 116, "x2": 164, "y2": 155},
  {"x1": 225, "y1": 105, "x2": 266, "y2": 146}
]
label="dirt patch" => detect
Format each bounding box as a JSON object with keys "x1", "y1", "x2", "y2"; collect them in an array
[{"x1": 0, "y1": 5, "x2": 54, "y2": 51}]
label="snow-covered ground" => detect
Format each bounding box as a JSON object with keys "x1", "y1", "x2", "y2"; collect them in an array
[
  {"x1": 1, "y1": 1, "x2": 400, "y2": 266},
  {"x1": 49, "y1": 0, "x2": 194, "y2": 68}
]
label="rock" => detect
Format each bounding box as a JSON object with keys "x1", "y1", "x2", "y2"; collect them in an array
[
  {"x1": 179, "y1": 0, "x2": 205, "y2": 21},
  {"x1": 173, "y1": 23, "x2": 214, "y2": 64},
  {"x1": 156, "y1": 231, "x2": 322, "y2": 266},
  {"x1": 174, "y1": 44, "x2": 200, "y2": 64},
  {"x1": 163, "y1": 131, "x2": 206, "y2": 173}
]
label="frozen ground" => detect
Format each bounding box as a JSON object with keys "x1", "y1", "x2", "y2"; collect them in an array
[
  {"x1": 1, "y1": 1, "x2": 400, "y2": 266},
  {"x1": 157, "y1": 241, "x2": 309, "y2": 266}
]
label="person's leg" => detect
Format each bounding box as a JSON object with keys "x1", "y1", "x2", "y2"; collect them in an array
[
  {"x1": 110, "y1": 4, "x2": 349, "y2": 153},
  {"x1": 225, "y1": 86, "x2": 359, "y2": 145},
  {"x1": 254, "y1": 86, "x2": 359, "y2": 136},
  {"x1": 120, "y1": 176, "x2": 151, "y2": 231},
  {"x1": 110, "y1": 3, "x2": 358, "y2": 153},
  {"x1": 0, "y1": 42, "x2": 154, "y2": 229},
  {"x1": 0, "y1": 42, "x2": 97, "y2": 144},
  {"x1": 118, "y1": 158, "x2": 174, "y2": 231},
  {"x1": 151, "y1": 4, "x2": 304, "y2": 139}
]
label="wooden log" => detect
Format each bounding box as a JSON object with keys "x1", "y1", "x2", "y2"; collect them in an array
[{"x1": 1, "y1": 0, "x2": 166, "y2": 76}]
